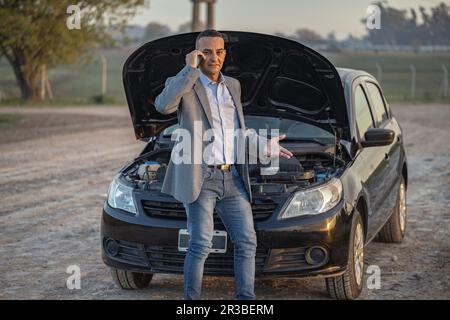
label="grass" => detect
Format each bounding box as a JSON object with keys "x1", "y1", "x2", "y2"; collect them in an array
[
  {"x1": 324, "y1": 51, "x2": 450, "y2": 102},
  {"x1": 0, "y1": 47, "x2": 132, "y2": 105},
  {"x1": 0, "y1": 114, "x2": 25, "y2": 129},
  {"x1": 1, "y1": 47, "x2": 449, "y2": 105}
]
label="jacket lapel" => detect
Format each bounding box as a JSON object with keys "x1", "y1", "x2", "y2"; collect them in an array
[{"x1": 193, "y1": 80, "x2": 214, "y2": 129}]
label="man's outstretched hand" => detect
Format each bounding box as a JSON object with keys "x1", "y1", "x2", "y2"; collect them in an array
[{"x1": 264, "y1": 133, "x2": 294, "y2": 159}]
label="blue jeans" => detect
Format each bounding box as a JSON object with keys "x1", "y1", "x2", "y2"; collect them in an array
[{"x1": 182, "y1": 166, "x2": 257, "y2": 300}]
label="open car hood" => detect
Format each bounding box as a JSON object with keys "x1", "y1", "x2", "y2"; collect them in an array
[{"x1": 123, "y1": 31, "x2": 350, "y2": 140}]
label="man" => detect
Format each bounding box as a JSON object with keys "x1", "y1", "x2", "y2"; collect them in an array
[{"x1": 155, "y1": 29, "x2": 293, "y2": 300}]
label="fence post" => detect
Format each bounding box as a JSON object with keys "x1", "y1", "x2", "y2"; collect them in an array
[
  {"x1": 441, "y1": 65, "x2": 448, "y2": 99},
  {"x1": 100, "y1": 54, "x2": 107, "y2": 96},
  {"x1": 45, "y1": 74, "x2": 54, "y2": 100},
  {"x1": 409, "y1": 64, "x2": 416, "y2": 99},
  {"x1": 376, "y1": 63, "x2": 382, "y2": 84},
  {"x1": 40, "y1": 64, "x2": 46, "y2": 100}
]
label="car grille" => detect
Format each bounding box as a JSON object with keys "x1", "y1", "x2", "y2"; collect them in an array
[
  {"x1": 107, "y1": 239, "x2": 269, "y2": 275},
  {"x1": 142, "y1": 200, "x2": 277, "y2": 222}
]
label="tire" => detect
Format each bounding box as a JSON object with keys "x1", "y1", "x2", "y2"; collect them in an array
[
  {"x1": 110, "y1": 268, "x2": 153, "y2": 290},
  {"x1": 377, "y1": 177, "x2": 407, "y2": 243},
  {"x1": 325, "y1": 209, "x2": 365, "y2": 300}
]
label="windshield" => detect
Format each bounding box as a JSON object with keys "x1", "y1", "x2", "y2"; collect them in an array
[
  {"x1": 244, "y1": 115, "x2": 334, "y2": 140},
  {"x1": 161, "y1": 115, "x2": 334, "y2": 141}
]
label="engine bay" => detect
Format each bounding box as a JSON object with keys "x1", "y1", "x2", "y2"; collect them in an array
[
  {"x1": 248, "y1": 151, "x2": 345, "y2": 194},
  {"x1": 122, "y1": 147, "x2": 346, "y2": 196}
]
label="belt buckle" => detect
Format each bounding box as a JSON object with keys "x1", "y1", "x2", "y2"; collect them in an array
[{"x1": 219, "y1": 164, "x2": 230, "y2": 171}]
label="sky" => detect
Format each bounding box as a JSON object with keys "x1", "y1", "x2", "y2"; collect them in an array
[{"x1": 129, "y1": 0, "x2": 449, "y2": 40}]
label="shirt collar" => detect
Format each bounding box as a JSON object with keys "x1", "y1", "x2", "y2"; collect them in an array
[{"x1": 199, "y1": 69, "x2": 225, "y2": 87}]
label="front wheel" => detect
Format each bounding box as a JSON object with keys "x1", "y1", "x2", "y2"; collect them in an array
[
  {"x1": 325, "y1": 209, "x2": 365, "y2": 300},
  {"x1": 110, "y1": 268, "x2": 153, "y2": 290}
]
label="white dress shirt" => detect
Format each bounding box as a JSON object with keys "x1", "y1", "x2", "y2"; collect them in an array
[{"x1": 198, "y1": 70, "x2": 239, "y2": 165}]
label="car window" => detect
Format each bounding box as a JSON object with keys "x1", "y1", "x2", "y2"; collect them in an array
[
  {"x1": 366, "y1": 82, "x2": 389, "y2": 125},
  {"x1": 354, "y1": 85, "x2": 374, "y2": 140}
]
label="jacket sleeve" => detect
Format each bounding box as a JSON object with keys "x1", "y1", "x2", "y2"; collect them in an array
[{"x1": 154, "y1": 65, "x2": 201, "y2": 115}]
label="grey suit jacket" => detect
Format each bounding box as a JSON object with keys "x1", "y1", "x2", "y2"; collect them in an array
[{"x1": 154, "y1": 64, "x2": 254, "y2": 204}]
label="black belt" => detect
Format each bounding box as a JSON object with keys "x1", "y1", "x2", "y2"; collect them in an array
[{"x1": 207, "y1": 164, "x2": 234, "y2": 171}]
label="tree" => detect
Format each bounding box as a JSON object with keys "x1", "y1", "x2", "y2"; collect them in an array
[
  {"x1": 0, "y1": 0, "x2": 148, "y2": 101},
  {"x1": 144, "y1": 22, "x2": 172, "y2": 41},
  {"x1": 293, "y1": 28, "x2": 324, "y2": 45},
  {"x1": 363, "y1": 1, "x2": 450, "y2": 47},
  {"x1": 176, "y1": 21, "x2": 205, "y2": 34},
  {"x1": 364, "y1": 1, "x2": 412, "y2": 46},
  {"x1": 420, "y1": 3, "x2": 450, "y2": 46}
]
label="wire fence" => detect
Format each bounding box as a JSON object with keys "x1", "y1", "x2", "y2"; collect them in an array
[
  {"x1": 0, "y1": 49, "x2": 449, "y2": 104},
  {"x1": 359, "y1": 64, "x2": 449, "y2": 101}
]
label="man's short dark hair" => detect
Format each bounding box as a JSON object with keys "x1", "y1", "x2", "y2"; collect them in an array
[{"x1": 195, "y1": 29, "x2": 225, "y2": 46}]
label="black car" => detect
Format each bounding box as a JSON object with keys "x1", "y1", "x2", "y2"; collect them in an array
[{"x1": 101, "y1": 32, "x2": 407, "y2": 300}]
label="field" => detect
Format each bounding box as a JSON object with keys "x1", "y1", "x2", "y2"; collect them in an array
[{"x1": 1, "y1": 48, "x2": 450, "y2": 104}]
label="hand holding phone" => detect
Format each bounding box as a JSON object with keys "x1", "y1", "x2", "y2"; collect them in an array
[{"x1": 186, "y1": 50, "x2": 205, "y2": 69}]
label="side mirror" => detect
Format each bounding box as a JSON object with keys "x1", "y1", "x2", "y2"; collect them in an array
[{"x1": 361, "y1": 128, "x2": 395, "y2": 148}]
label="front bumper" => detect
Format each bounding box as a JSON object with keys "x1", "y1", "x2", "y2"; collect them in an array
[{"x1": 101, "y1": 195, "x2": 353, "y2": 279}]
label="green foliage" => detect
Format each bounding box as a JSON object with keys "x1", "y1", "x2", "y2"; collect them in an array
[
  {"x1": 0, "y1": 0, "x2": 149, "y2": 100},
  {"x1": 0, "y1": 113, "x2": 24, "y2": 128},
  {"x1": 89, "y1": 94, "x2": 116, "y2": 104}
]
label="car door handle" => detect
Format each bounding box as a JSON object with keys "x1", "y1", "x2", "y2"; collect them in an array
[{"x1": 384, "y1": 153, "x2": 390, "y2": 161}]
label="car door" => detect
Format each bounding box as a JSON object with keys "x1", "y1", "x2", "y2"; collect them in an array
[
  {"x1": 363, "y1": 80, "x2": 402, "y2": 227},
  {"x1": 351, "y1": 81, "x2": 389, "y2": 240}
]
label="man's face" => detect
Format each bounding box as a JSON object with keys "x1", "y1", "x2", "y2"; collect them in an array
[{"x1": 196, "y1": 36, "x2": 226, "y2": 76}]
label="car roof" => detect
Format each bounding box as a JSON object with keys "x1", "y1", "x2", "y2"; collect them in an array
[{"x1": 336, "y1": 67, "x2": 376, "y2": 85}]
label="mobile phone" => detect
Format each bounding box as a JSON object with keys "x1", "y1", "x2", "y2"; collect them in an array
[{"x1": 196, "y1": 54, "x2": 203, "y2": 68}]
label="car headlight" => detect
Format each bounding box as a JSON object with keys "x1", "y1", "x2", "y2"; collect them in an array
[
  {"x1": 107, "y1": 176, "x2": 137, "y2": 214},
  {"x1": 279, "y1": 178, "x2": 343, "y2": 219}
]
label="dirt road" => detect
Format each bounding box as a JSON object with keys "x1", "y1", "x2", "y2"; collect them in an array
[{"x1": 0, "y1": 104, "x2": 449, "y2": 300}]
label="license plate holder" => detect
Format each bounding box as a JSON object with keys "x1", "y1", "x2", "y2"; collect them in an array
[{"x1": 178, "y1": 229, "x2": 227, "y2": 253}]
